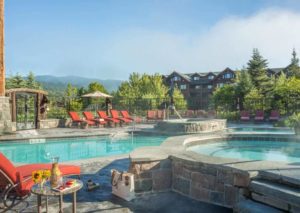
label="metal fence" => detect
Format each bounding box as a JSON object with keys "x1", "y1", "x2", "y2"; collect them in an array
[{"x1": 48, "y1": 96, "x2": 300, "y2": 119}]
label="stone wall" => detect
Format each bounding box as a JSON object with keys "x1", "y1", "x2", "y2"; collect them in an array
[
  {"x1": 0, "y1": 96, "x2": 15, "y2": 134},
  {"x1": 129, "y1": 156, "x2": 250, "y2": 208},
  {"x1": 171, "y1": 157, "x2": 249, "y2": 208},
  {"x1": 155, "y1": 119, "x2": 226, "y2": 134},
  {"x1": 39, "y1": 119, "x2": 60, "y2": 129},
  {"x1": 129, "y1": 159, "x2": 172, "y2": 194},
  {"x1": 39, "y1": 119, "x2": 72, "y2": 129}
]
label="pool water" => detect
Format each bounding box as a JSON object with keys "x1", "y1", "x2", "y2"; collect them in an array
[
  {"x1": 228, "y1": 127, "x2": 294, "y2": 134},
  {"x1": 0, "y1": 135, "x2": 167, "y2": 163},
  {"x1": 187, "y1": 140, "x2": 300, "y2": 163}
]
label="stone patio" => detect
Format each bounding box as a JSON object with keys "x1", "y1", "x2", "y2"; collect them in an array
[{"x1": 14, "y1": 155, "x2": 232, "y2": 213}]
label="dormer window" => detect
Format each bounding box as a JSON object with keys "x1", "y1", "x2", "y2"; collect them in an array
[
  {"x1": 193, "y1": 76, "x2": 200, "y2": 81},
  {"x1": 223, "y1": 73, "x2": 232, "y2": 79},
  {"x1": 208, "y1": 75, "x2": 214, "y2": 80},
  {"x1": 173, "y1": 76, "x2": 181, "y2": 81}
]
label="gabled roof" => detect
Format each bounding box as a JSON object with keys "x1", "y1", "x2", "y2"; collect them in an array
[
  {"x1": 267, "y1": 68, "x2": 284, "y2": 74},
  {"x1": 166, "y1": 71, "x2": 191, "y2": 82}
]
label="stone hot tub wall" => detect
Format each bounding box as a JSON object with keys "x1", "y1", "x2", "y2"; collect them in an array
[
  {"x1": 129, "y1": 156, "x2": 250, "y2": 208},
  {"x1": 129, "y1": 159, "x2": 172, "y2": 193},
  {"x1": 171, "y1": 156, "x2": 250, "y2": 208}
]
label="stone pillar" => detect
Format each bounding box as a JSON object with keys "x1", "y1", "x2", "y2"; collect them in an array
[{"x1": 0, "y1": 96, "x2": 15, "y2": 133}]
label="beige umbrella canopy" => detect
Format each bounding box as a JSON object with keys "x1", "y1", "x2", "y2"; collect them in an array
[
  {"x1": 82, "y1": 91, "x2": 113, "y2": 114},
  {"x1": 82, "y1": 91, "x2": 113, "y2": 98}
]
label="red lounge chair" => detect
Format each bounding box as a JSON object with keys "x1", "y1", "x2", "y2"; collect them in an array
[
  {"x1": 240, "y1": 111, "x2": 250, "y2": 121},
  {"x1": 147, "y1": 110, "x2": 157, "y2": 121},
  {"x1": 157, "y1": 110, "x2": 164, "y2": 120},
  {"x1": 120, "y1": 110, "x2": 142, "y2": 123},
  {"x1": 97, "y1": 111, "x2": 120, "y2": 124},
  {"x1": 83, "y1": 111, "x2": 107, "y2": 126},
  {"x1": 255, "y1": 110, "x2": 264, "y2": 121},
  {"x1": 110, "y1": 110, "x2": 132, "y2": 123},
  {"x1": 186, "y1": 110, "x2": 194, "y2": 118},
  {"x1": 269, "y1": 110, "x2": 280, "y2": 121},
  {"x1": 69, "y1": 111, "x2": 95, "y2": 127},
  {"x1": 0, "y1": 153, "x2": 80, "y2": 210}
]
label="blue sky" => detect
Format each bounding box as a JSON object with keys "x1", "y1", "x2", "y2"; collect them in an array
[{"x1": 5, "y1": 0, "x2": 300, "y2": 80}]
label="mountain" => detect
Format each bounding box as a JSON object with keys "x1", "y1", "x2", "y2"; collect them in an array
[{"x1": 36, "y1": 75, "x2": 123, "y2": 92}]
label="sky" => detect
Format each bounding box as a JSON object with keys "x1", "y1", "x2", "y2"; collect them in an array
[{"x1": 5, "y1": 0, "x2": 300, "y2": 80}]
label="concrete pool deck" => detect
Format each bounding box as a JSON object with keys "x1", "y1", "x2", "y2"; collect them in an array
[{"x1": 0, "y1": 124, "x2": 155, "y2": 141}]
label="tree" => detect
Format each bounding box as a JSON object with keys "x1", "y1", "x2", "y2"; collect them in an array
[
  {"x1": 5, "y1": 73, "x2": 26, "y2": 89},
  {"x1": 26, "y1": 71, "x2": 42, "y2": 89},
  {"x1": 285, "y1": 48, "x2": 300, "y2": 78},
  {"x1": 87, "y1": 82, "x2": 108, "y2": 94},
  {"x1": 244, "y1": 88, "x2": 266, "y2": 112},
  {"x1": 212, "y1": 84, "x2": 237, "y2": 111},
  {"x1": 64, "y1": 84, "x2": 82, "y2": 111},
  {"x1": 115, "y1": 73, "x2": 187, "y2": 111},
  {"x1": 247, "y1": 48, "x2": 272, "y2": 94},
  {"x1": 235, "y1": 69, "x2": 254, "y2": 110}
]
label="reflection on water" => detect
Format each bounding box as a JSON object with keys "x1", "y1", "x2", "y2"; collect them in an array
[
  {"x1": 188, "y1": 140, "x2": 300, "y2": 163},
  {"x1": 0, "y1": 135, "x2": 167, "y2": 163}
]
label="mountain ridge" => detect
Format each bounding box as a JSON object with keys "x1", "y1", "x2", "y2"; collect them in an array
[{"x1": 36, "y1": 75, "x2": 123, "y2": 92}]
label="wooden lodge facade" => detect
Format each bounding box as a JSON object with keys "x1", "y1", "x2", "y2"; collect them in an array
[{"x1": 163, "y1": 67, "x2": 284, "y2": 110}]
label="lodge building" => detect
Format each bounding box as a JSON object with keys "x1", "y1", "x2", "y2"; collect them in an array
[{"x1": 163, "y1": 67, "x2": 284, "y2": 110}]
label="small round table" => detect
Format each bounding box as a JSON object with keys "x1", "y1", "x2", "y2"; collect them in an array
[{"x1": 31, "y1": 179, "x2": 83, "y2": 213}]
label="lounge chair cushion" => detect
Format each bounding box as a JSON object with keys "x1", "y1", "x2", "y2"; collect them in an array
[
  {"x1": 0, "y1": 153, "x2": 18, "y2": 183},
  {"x1": 16, "y1": 164, "x2": 81, "y2": 178}
]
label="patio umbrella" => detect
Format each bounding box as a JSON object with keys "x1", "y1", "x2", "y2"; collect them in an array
[
  {"x1": 81, "y1": 91, "x2": 113, "y2": 98},
  {"x1": 82, "y1": 91, "x2": 113, "y2": 114}
]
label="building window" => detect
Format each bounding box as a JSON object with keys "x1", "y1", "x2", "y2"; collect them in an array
[
  {"x1": 208, "y1": 75, "x2": 214, "y2": 80},
  {"x1": 180, "y1": 84, "x2": 187, "y2": 90},
  {"x1": 193, "y1": 76, "x2": 200, "y2": 81},
  {"x1": 195, "y1": 85, "x2": 201, "y2": 89},
  {"x1": 207, "y1": 85, "x2": 212, "y2": 89},
  {"x1": 223, "y1": 73, "x2": 232, "y2": 79},
  {"x1": 217, "y1": 83, "x2": 224, "y2": 88},
  {"x1": 173, "y1": 76, "x2": 181, "y2": 81}
]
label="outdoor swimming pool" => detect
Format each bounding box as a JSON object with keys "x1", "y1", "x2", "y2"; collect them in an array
[
  {"x1": 0, "y1": 135, "x2": 167, "y2": 163},
  {"x1": 227, "y1": 127, "x2": 294, "y2": 134},
  {"x1": 187, "y1": 140, "x2": 300, "y2": 163}
]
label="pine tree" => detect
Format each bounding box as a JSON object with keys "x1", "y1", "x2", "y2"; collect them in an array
[
  {"x1": 285, "y1": 48, "x2": 300, "y2": 78},
  {"x1": 26, "y1": 71, "x2": 42, "y2": 89},
  {"x1": 235, "y1": 69, "x2": 253, "y2": 110},
  {"x1": 247, "y1": 48, "x2": 272, "y2": 94}
]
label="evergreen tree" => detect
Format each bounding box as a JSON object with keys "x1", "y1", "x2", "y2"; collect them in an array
[
  {"x1": 6, "y1": 73, "x2": 26, "y2": 89},
  {"x1": 26, "y1": 71, "x2": 42, "y2": 89},
  {"x1": 247, "y1": 48, "x2": 272, "y2": 94},
  {"x1": 285, "y1": 48, "x2": 300, "y2": 78},
  {"x1": 235, "y1": 69, "x2": 254, "y2": 110}
]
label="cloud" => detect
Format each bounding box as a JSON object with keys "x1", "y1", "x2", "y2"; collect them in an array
[
  {"x1": 7, "y1": 8, "x2": 300, "y2": 80},
  {"x1": 101, "y1": 8, "x2": 300, "y2": 78}
]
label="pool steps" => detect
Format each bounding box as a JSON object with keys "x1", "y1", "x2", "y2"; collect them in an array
[{"x1": 236, "y1": 171, "x2": 300, "y2": 212}]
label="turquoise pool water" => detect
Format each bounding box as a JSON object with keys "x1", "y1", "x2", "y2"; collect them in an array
[
  {"x1": 187, "y1": 140, "x2": 300, "y2": 163},
  {"x1": 228, "y1": 127, "x2": 294, "y2": 134},
  {"x1": 0, "y1": 135, "x2": 167, "y2": 163}
]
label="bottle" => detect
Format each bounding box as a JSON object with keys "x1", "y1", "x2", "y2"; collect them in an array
[{"x1": 50, "y1": 157, "x2": 62, "y2": 188}]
